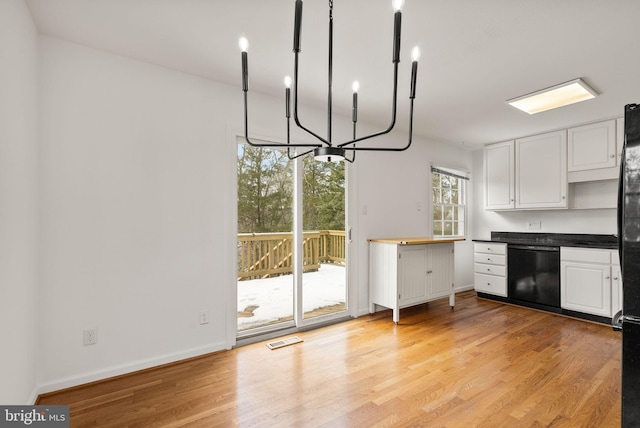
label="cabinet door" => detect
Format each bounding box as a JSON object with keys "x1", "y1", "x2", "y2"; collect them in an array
[
  {"x1": 617, "y1": 117, "x2": 624, "y2": 166},
  {"x1": 561, "y1": 262, "x2": 611, "y2": 317},
  {"x1": 484, "y1": 141, "x2": 515, "y2": 210},
  {"x1": 428, "y1": 244, "x2": 453, "y2": 300},
  {"x1": 612, "y1": 265, "x2": 622, "y2": 316},
  {"x1": 398, "y1": 246, "x2": 428, "y2": 305},
  {"x1": 568, "y1": 120, "x2": 616, "y2": 172},
  {"x1": 516, "y1": 131, "x2": 567, "y2": 209}
]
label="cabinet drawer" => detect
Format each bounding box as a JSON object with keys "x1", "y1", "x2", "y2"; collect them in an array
[
  {"x1": 474, "y1": 253, "x2": 506, "y2": 266},
  {"x1": 474, "y1": 273, "x2": 507, "y2": 297},
  {"x1": 561, "y1": 247, "x2": 611, "y2": 264},
  {"x1": 474, "y1": 243, "x2": 506, "y2": 255},
  {"x1": 474, "y1": 263, "x2": 506, "y2": 276}
]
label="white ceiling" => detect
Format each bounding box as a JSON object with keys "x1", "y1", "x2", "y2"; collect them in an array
[{"x1": 25, "y1": 0, "x2": 640, "y2": 148}]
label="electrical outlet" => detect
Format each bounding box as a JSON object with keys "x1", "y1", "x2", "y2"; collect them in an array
[
  {"x1": 83, "y1": 328, "x2": 97, "y2": 346},
  {"x1": 199, "y1": 310, "x2": 209, "y2": 325},
  {"x1": 527, "y1": 221, "x2": 542, "y2": 230}
]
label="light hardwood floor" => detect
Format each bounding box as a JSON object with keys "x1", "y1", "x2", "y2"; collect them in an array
[{"x1": 37, "y1": 291, "x2": 622, "y2": 427}]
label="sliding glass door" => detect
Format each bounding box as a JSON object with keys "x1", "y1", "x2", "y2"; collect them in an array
[
  {"x1": 300, "y1": 156, "x2": 347, "y2": 322},
  {"x1": 236, "y1": 139, "x2": 348, "y2": 336}
]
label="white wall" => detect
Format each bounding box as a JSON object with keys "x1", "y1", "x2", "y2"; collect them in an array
[
  {"x1": 38, "y1": 36, "x2": 238, "y2": 390},
  {"x1": 471, "y1": 148, "x2": 617, "y2": 239},
  {"x1": 32, "y1": 30, "x2": 474, "y2": 391},
  {"x1": 0, "y1": 0, "x2": 40, "y2": 404}
]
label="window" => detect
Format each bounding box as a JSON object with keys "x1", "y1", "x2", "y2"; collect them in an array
[{"x1": 431, "y1": 166, "x2": 468, "y2": 238}]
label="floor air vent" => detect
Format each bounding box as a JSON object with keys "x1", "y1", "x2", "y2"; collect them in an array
[{"x1": 266, "y1": 336, "x2": 303, "y2": 350}]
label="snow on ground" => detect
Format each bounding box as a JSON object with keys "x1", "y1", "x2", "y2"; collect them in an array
[{"x1": 237, "y1": 264, "x2": 346, "y2": 329}]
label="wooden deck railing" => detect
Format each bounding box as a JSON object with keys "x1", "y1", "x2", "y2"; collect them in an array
[{"x1": 237, "y1": 230, "x2": 345, "y2": 280}]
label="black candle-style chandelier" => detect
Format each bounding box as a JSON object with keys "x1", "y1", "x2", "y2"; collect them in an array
[{"x1": 240, "y1": 0, "x2": 419, "y2": 163}]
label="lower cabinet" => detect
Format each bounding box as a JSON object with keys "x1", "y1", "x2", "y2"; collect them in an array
[
  {"x1": 561, "y1": 247, "x2": 619, "y2": 318},
  {"x1": 473, "y1": 242, "x2": 507, "y2": 297},
  {"x1": 612, "y1": 255, "x2": 622, "y2": 315},
  {"x1": 369, "y1": 242, "x2": 455, "y2": 323}
]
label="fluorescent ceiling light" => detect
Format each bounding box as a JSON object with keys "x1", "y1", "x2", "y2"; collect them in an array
[{"x1": 506, "y1": 78, "x2": 598, "y2": 114}]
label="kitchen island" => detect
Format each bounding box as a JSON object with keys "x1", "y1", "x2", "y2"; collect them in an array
[{"x1": 368, "y1": 237, "x2": 463, "y2": 323}]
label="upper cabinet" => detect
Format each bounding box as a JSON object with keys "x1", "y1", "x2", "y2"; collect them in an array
[
  {"x1": 515, "y1": 131, "x2": 568, "y2": 209},
  {"x1": 484, "y1": 141, "x2": 515, "y2": 210},
  {"x1": 485, "y1": 131, "x2": 567, "y2": 210},
  {"x1": 567, "y1": 119, "x2": 620, "y2": 182},
  {"x1": 485, "y1": 117, "x2": 623, "y2": 211},
  {"x1": 568, "y1": 120, "x2": 616, "y2": 171}
]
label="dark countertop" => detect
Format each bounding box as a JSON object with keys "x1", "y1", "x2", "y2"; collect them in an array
[{"x1": 473, "y1": 232, "x2": 618, "y2": 249}]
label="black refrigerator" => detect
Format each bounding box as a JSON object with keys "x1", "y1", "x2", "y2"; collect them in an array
[{"x1": 615, "y1": 103, "x2": 640, "y2": 426}]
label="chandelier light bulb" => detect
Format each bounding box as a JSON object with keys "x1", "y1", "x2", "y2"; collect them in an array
[
  {"x1": 392, "y1": 0, "x2": 404, "y2": 12},
  {"x1": 352, "y1": 81, "x2": 360, "y2": 93},
  {"x1": 284, "y1": 75, "x2": 292, "y2": 88},
  {"x1": 239, "y1": 37, "x2": 249, "y2": 52},
  {"x1": 411, "y1": 46, "x2": 421, "y2": 62}
]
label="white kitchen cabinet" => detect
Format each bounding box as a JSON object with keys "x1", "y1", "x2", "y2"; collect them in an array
[
  {"x1": 568, "y1": 120, "x2": 616, "y2": 172},
  {"x1": 369, "y1": 239, "x2": 456, "y2": 323},
  {"x1": 515, "y1": 130, "x2": 568, "y2": 209},
  {"x1": 473, "y1": 242, "x2": 507, "y2": 297},
  {"x1": 561, "y1": 247, "x2": 618, "y2": 318},
  {"x1": 484, "y1": 141, "x2": 515, "y2": 210},
  {"x1": 617, "y1": 117, "x2": 624, "y2": 166},
  {"x1": 612, "y1": 251, "x2": 622, "y2": 316}
]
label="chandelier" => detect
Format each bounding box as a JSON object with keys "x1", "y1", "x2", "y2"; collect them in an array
[{"x1": 240, "y1": 0, "x2": 419, "y2": 162}]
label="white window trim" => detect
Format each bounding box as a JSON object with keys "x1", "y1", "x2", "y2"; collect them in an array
[{"x1": 431, "y1": 163, "x2": 469, "y2": 239}]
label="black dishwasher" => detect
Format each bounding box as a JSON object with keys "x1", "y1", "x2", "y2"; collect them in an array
[{"x1": 508, "y1": 245, "x2": 560, "y2": 309}]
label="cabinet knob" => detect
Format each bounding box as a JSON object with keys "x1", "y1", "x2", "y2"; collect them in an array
[
  {"x1": 613, "y1": 276, "x2": 619, "y2": 280},
  {"x1": 487, "y1": 268, "x2": 491, "y2": 272},
  {"x1": 605, "y1": 275, "x2": 610, "y2": 280},
  {"x1": 610, "y1": 154, "x2": 615, "y2": 158}
]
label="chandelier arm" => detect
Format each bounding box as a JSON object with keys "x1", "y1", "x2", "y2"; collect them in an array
[
  {"x1": 243, "y1": 89, "x2": 321, "y2": 149},
  {"x1": 287, "y1": 147, "x2": 315, "y2": 160},
  {"x1": 287, "y1": 149, "x2": 315, "y2": 160},
  {"x1": 336, "y1": 63, "x2": 399, "y2": 148},
  {"x1": 343, "y1": 97, "x2": 414, "y2": 153},
  {"x1": 292, "y1": 53, "x2": 331, "y2": 146}
]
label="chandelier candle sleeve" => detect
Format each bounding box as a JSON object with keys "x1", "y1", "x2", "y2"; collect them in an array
[
  {"x1": 285, "y1": 76, "x2": 292, "y2": 118},
  {"x1": 392, "y1": 4, "x2": 402, "y2": 63},
  {"x1": 293, "y1": 0, "x2": 303, "y2": 52},
  {"x1": 410, "y1": 46, "x2": 420, "y2": 99},
  {"x1": 239, "y1": 37, "x2": 249, "y2": 91},
  {"x1": 352, "y1": 81, "x2": 359, "y2": 123}
]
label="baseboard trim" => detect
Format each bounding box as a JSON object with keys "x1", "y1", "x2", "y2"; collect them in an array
[{"x1": 35, "y1": 341, "x2": 227, "y2": 400}]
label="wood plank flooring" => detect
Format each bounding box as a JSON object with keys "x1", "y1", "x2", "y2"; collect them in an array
[{"x1": 37, "y1": 291, "x2": 622, "y2": 427}]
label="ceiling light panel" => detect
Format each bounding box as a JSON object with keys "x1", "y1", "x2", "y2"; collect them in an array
[{"x1": 507, "y1": 78, "x2": 598, "y2": 114}]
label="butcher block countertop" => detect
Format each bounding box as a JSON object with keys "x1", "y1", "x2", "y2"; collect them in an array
[{"x1": 367, "y1": 237, "x2": 465, "y2": 245}]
